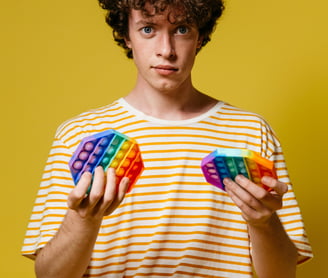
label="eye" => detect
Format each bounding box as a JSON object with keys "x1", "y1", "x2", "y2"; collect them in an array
[
  {"x1": 177, "y1": 26, "x2": 189, "y2": 34},
  {"x1": 141, "y1": 26, "x2": 153, "y2": 34}
]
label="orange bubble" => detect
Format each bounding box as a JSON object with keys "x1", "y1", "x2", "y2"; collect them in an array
[
  {"x1": 127, "y1": 150, "x2": 136, "y2": 158},
  {"x1": 122, "y1": 159, "x2": 130, "y2": 167},
  {"x1": 117, "y1": 168, "x2": 125, "y2": 176}
]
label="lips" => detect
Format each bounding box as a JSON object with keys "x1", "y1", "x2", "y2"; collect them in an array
[{"x1": 152, "y1": 65, "x2": 178, "y2": 75}]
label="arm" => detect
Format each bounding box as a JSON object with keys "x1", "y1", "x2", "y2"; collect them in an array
[
  {"x1": 35, "y1": 167, "x2": 129, "y2": 278},
  {"x1": 224, "y1": 175, "x2": 298, "y2": 278}
]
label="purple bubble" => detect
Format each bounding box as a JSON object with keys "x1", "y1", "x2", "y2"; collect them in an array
[
  {"x1": 73, "y1": 160, "x2": 83, "y2": 170},
  {"x1": 78, "y1": 151, "x2": 89, "y2": 161},
  {"x1": 211, "y1": 174, "x2": 219, "y2": 180},
  {"x1": 84, "y1": 165, "x2": 92, "y2": 172},
  {"x1": 89, "y1": 155, "x2": 98, "y2": 165},
  {"x1": 94, "y1": 146, "x2": 104, "y2": 156},
  {"x1": 84, "y1": 142, "x2": 94, "y2": 151}
]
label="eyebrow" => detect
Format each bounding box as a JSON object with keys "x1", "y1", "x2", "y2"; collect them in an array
[
  {"x1": 134, "y1": 19, "x2": 157, "y2": 27},
  {"x1": 134, "y1": 18, "x2": 192, "y2": 28}
]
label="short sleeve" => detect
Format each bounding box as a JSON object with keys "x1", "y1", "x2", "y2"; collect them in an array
[
  {"x1": 272, "y1": 148, "x2": 313, "y2": 264},
  {"x1": 21, "y1": 136, "x2": 74, "y2": 259},
  {"x1": 250, "y1": 119, "x2": 313, "y2": 264}
]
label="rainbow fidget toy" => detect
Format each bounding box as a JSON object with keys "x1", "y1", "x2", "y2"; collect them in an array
[
  {"x1": 69, "y1": 129, "x2": 144, "y2": 192},
  {"x1": 201, "y1": 148, "x2": 277, "y2": 191}
]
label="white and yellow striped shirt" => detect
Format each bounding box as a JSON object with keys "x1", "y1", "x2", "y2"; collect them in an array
[{"x1": 22, "y1": 98, "x2": 312, "y2": 277}]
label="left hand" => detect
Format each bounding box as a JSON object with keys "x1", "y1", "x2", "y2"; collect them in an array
[{"x1": 223, "y1": 175, "x2": 288, "y2": 227}]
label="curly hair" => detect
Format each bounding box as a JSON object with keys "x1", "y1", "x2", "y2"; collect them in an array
[{"x1": 98, "y1": 0, "x2": 225, "y2": 58}]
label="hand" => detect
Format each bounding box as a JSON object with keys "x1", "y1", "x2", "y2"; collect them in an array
[
  {"x1": 67, "y1": 166, "x2": 130, "y2": 222},
  {"x1": 223, "y1": 175, "x2": 288, "y2": 227}
]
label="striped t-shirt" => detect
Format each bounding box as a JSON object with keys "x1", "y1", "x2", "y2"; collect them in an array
[{"x1": 22, "y1": 98, "x2": 313, "y2": 277}]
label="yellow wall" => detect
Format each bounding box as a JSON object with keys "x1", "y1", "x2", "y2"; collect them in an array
[{"x1": 2, "y1": 0, "x2": 327, "y2": 276}]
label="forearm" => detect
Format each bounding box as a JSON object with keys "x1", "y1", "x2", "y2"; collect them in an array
[
  {"x1": 34, "y1": 168, "x2": 129, "y2": 278},
  {"x1": 35, "y1": 209, "x2": 102, "y2": 278},
  {"x1": 249, "y1": 213, "x2": 298, "y2": 278}
]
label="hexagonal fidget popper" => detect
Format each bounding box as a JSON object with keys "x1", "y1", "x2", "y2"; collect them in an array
[
  {"x1": 201, "y1": 148, "x2": 277, "y2": 191},
  {"x1": 69, "y1": 129, "x2": 144, "y2": 192}
]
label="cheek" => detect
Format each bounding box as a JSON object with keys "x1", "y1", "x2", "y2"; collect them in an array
[
  {"x1": 180, "y1": 39, "x2": 199, "y2": 55},
  {"x1": 130, "y1": 40, "x2": 150, "y2": 58},
  {"x1": 180, "y1": 44, "x2": 198, "y2": 66},
  {"x1": 132, "y1": 50, "x2": 149, "y2": 72}
]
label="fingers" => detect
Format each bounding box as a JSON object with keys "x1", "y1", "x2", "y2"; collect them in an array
[
  {"x1": 86, "y1": 167, "x2": 104, "y2": 206},
  {"x1": 224, "y1": 175, "x2": 287, "y2": 225},
  {"x1": 118, "y1": 177, "x2": 130, "y2": 201},
  {"x1": 68, "y1": 167, "x2": 129, "y2": 218},
  {"x1": 68, "y1": 171, "x2": 92, "y2": 210},
  {"x1": 229, "y1": 175, "x2": 286, "y2": 206},
  {"x1": 104, "y1": 168, "x2": 130, "y2": 202},
  {"x1": 103, "y1": 170, "x2": 129, "y2": 215},
  {"x1": 102, "y1": 168, "x2": 128, "y2": 205},
  {"x1": 225, "y1": 177, "x2": 262, "y2": 208},
  {"x1": 234, "y1": 175, "x2": 270, "y2": 199},
  {"x1": 261, "y1": 176, "x2": 288, "y2": 196},
  {"x1": 102, "y1": 168, "x2": 118, "y2": 205}
]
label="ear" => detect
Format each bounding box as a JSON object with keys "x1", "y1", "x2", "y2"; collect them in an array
[
  {"x1": 124, "y1": 37, "x2": 132, "y2": 49},
  {"x1": 197, "y1": 35, "x2": 204, "y2": 49}
]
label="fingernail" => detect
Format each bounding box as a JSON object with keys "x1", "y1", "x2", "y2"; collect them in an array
[
  {"x1": 235, "y1": 175, "x2": 245, "y2": 183},
  {"x1": 261, "y1": 176, "x2": 271, "y2": 184},
  {"x1": 108, "y1": 167, "x2": 115, "y2": 174},
  {"x1": 82, "y1": 171, "x2": 92, "y2": 176},
  {"x1": 223, "y1": 177, "x2": 232, "y2": 186},
  {"x1": 96, "y1": 165, "x2": 103, "y2": 172}
]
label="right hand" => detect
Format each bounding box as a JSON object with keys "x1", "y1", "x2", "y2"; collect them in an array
[{"x1": 67, "y1": 166, "x2": 129, "y2": 221}]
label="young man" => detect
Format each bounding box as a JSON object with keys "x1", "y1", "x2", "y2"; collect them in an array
[{"x1": 22, "y1": 1, "x2": 313, "y2": 277}]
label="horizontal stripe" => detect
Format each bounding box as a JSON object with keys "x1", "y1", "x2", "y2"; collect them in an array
[
  {"x1": 98, "y1": 222, "x2": 247, "y2": 237},
  {"x1": 22, "y1": 98, "x2": 312, "y2": 277},
  {"x1": 128, "y1": 126, "x2": 261, "y2": 139}
]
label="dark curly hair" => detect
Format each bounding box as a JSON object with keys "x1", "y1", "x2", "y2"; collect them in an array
[{"x1": 98, "y1": 0, "x2": 225, "y2": 58}]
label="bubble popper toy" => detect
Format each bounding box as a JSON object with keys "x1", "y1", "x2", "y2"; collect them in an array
[
  {"x1": 201, "y1": 148, "x2": 277, "y2": 191},
  {"x1": 69, "y1": 129, "x2": 144, "y2": 192}
]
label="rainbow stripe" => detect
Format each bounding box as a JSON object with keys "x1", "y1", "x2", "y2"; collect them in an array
[
  {"x1": 201, "y1": 148, "x2": 277, "y2": 191},
  {"x1": 69, "y1": 129, "x2": 144, "y2": 192}
]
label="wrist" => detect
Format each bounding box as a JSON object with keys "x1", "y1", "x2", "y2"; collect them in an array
[
  {"x1": 64, "y1": 209, "x2": 103, "y2": 233},
  {"x1": 247, "y1": 213, "x2": 279, "y2": 231}
]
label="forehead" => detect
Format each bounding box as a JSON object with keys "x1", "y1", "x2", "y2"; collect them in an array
[{"x1": 129, "y1": 3, "x2": 191, "y2": 26}]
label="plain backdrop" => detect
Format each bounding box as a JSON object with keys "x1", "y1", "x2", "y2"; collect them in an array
[{"x1": 2, "y1": 0, "x2": 327, "y2": 277}]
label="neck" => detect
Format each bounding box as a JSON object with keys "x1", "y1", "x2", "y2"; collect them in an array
[{"x1": 124, "y1": 77, "x2": 217, "y2": 121}]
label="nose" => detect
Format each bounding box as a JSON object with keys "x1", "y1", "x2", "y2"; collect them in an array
[{"x1": 156, "y1": 32, "x2": 176, "y2": 59}]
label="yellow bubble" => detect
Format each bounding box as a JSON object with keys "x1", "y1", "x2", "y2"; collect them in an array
[{"x1": 111, "y1": 160, "x2": 119, "y2": 168}]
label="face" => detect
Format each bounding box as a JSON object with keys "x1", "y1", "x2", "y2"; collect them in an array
[{"x1": 125, "y1": 7, "x2": 203, "y2": 93}]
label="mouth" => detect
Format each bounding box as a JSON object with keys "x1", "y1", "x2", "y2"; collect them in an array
[{"x1": 152, "y1": 65, "x2": 178, "y2": 75}]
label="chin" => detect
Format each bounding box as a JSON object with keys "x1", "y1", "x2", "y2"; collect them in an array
[{"x1": 152, "y1": 79, "x2": 188, "y2": 93}]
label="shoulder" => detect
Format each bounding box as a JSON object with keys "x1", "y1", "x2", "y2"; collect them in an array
[
  {"x1": 211, "y1": 102, "x2": 273, "y2": 131},
  {"x1": 219, "y1": 102, "x2": 266, "y2": 122},
  {"x1": 54, "y1": 99, "x2": 128, "y2": 149},
  {"x1": 215, "y1": 102, "x2": 281, "y2": 157}
]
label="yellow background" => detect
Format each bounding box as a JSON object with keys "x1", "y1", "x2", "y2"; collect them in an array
[{"x1": 2, "y1": 0, "x2": 327, "y2": 276}]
